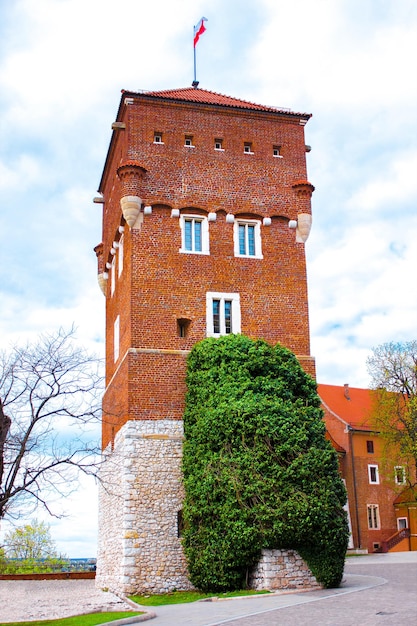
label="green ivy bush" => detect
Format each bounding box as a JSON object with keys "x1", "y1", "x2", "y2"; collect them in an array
[{"x1": 181, "y1": 335, "x2": 349, "y2": 592}]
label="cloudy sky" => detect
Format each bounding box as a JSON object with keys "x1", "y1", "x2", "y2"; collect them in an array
[{"x1": 1, "y1": 0, "x2": 416, "y2": 556}]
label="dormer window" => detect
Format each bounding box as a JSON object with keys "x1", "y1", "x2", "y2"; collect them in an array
[
  {"x1": 273, "y1": 145, "x2": 283, "y2": 158},
  {"x1": 244, "y1": 142, "x2": 253, "y2": 154},
  {"x1": 214, "y1": 138, "x2": 223, "y2": 151},
  {"x1": 184, "y1": 135, "x2": 194, "y2": 147},
  {"x1": 154, "y1": 132, "x2": 163, "y2": 144}
]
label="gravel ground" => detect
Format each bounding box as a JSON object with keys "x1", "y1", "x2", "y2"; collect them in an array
[{"x1": 0, "y1": 579, "x2": 136, "y2": 623}]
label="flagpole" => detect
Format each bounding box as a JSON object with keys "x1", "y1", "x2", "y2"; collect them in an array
[
  {"x1": 192, "y1": 18, "x2": 207, "y2": 88},
  {"x1": 192, "y1": 24, "x2": 199, "y2": 88}
]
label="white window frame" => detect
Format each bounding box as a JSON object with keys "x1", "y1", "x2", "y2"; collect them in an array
[
  {"x1": 234, "y1": 220, "x2": 263, "y2": 259},
  {"x1": 110, "y1": 257, "x2": 116, "y2": 296},
  {"x1": 114, "y1": 315, "x2": 120, "y2": 363},
  {"x1": 244, "y1": 142, "x2": 254, "y2": 154},
  {"x1": 394, "y1": 466, "x2": 406, "y2": 485},
  {"x1": 184, "y1": 135, "x2": 194, "y2": 147},
  {"x1": 273, "y1": 145, "x2": 283, "y2": 158},
  {"x1": 179, "y1": 214, "x2": 209, "y2": 255},
  {"x1": 153, "y1": 132, "x2": 164, "y2": 144},
  {"x1": 118, "y1": 235, "x2": 124, "y2": 277},
  {"x1": 368, "y1": 464, "x2": 380, "y2": 485},
  {"x1": 206, "y1": 292, "x2": 241, "y2": 337},
  {"x1": 367, "y1": 504, "x2": 380, "y2": 530},
  {"x1": 397, "y1": 517, "x2": 408, "y2": 530}
]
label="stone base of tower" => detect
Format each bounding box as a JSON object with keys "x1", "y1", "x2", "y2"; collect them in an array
[{"x1": 96, "y1": 419, "x2": 194, "y2": 595}]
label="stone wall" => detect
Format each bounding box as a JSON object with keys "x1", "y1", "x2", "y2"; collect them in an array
[
  {"x1": 249, "y1": 549, "x2": 321, "y2": 591},
  {"x1": 96, "y1": 419, "x2": 193, "y2": 596}
]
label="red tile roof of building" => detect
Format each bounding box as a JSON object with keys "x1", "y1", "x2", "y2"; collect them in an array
[
  {"x1": 325, "y1": 430, "x2": 346, "y2": 453},
  {"x1": 393, "y1": 487, "x2": 417, "y2": 504},
  {"x1": 121, "y1": 87, "x2": 312, "y2": 119},
  {"x1": 318, "y1": 384, "x2": 375, "y2": 431}
]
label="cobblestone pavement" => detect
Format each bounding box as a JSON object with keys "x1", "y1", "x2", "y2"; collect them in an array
[
  {"x1": 0, "y1": 552, "x2": 416, "y2": 625},
  {"x1": 0, "y1": 579, "x2": 134, "y2": 623}
]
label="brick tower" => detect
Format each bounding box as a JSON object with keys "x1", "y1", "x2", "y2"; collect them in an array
[{"x1": 94, "y1": 87, "x2": 315, "y2": 594}]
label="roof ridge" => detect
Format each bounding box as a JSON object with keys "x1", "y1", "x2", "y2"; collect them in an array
[{"x1": 121, "y1": 87, "x2": 311, "y2": 118}]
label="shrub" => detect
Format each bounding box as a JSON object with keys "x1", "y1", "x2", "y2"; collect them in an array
[{"x1": 182, "y1": 335, "x2": 349, "y2": 591}]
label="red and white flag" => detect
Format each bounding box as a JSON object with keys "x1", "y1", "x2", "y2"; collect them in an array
[{"x1": 194, "y1": 17, "x2": 207, "y2": 47}]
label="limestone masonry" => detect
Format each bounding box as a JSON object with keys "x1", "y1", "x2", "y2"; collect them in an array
[{"x1": 94, "y1": 87, "x2": 316, "y2": 594}]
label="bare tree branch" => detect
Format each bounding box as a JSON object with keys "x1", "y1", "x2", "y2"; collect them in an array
[
  {"x1": 0, "y1": 327, "x2": 104, "y2": 520},
  {"x1": 367, "y1": 340, "x2": 417, "y2": 495}
]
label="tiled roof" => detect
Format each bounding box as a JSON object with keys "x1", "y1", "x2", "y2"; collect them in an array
[
  {"x1": 318, "y1": 384, "x2": 375, "y2": 431},
  {"x1": 122, "y1": 87, "x2": 311, "y2": 118},
  {"x1": 325, "y1": 430, "x2": 346, "y2": 454},
  {"x1": 393, "y1": 487, "x2": 417, "y2": 504}
]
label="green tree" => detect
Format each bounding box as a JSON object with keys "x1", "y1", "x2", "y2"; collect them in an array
[
  {"x1": 0, "y1": 328, "x2": 103, "y2": 520},
  {"x1": 182, "y1": 335, "x2": 349, "y2": 592},
  {"x1": 4, "y1": 519, "x2": 59, "y2": 560},
  {"x1": 367, "y1": 341, "x2": 417, "y2": 494},
  {"x1": 1, "y1": 519, "x2": 68, "y2": 574}
]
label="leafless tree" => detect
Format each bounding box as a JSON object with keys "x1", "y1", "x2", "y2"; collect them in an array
[
  {"x1": 0, "y1": 328, "x2": 103, "y2": 520},
  {"x1": 367, "y1": 341, "x2": 417, "y2": 492}
]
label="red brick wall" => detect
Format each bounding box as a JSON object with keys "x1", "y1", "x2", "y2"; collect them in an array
[
  {"x1": 322, "y1": 405, "x2": 399, "y2": 551},
  {"x1": 98, "y1": 94, "x2": 315, "y2": 449}
]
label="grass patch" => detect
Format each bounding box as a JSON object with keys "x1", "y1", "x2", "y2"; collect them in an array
[
  {"x1": 130, "y1": 589, "x2": 270, "y2": 606},
  {"x1": 0, "y1": 611, "x2": 144, "y2": 626}
]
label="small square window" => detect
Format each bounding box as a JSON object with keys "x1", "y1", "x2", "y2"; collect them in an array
[
  {"x1": 368, "y1": 464, "x2": 379, "y2": 484},
  {"x1": 154, "y1": 132, "x2": 163, "y2": 143},
  {"x1": 184, "y1": 135, "x2": 194, "y2": 147},
  {"x1": 366, "y1": 440, "x2": 374, "y2": 454},
  {"x1": 215, "y1": 138, "x2": 223, "y2": 150},
  {"x1": 397, "y1": 517, "x2": 408, "y2": 530},
  {"x1": 367, "y1": 504, "x2": 380, "y2": 529},
  {"x1": 273, "y1": 145, "x2": 282, "y2": 157},
  {"x1": 177, "y1": 318, "x2": 190, "y2": 338},
  {"x1": 244, "y1": 142, "x2": 253, "y2": 154}
]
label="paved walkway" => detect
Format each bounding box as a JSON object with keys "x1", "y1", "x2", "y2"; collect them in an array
[
  {"x1": 0, "y1": 579, "x2": 134, "y2": 623},
  {"x1": 0, "y1": 552, "x2": 415, "y2": 625}
]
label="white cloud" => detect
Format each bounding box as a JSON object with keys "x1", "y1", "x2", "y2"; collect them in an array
[
  {"x1": 1, "y1": 0, "x2": 416, "y2": 557},
  {"x1": 347, "y1": 150, "x2": 417, "y2": 213}
]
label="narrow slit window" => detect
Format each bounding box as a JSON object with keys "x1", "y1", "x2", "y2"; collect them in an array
[
  {"x1": 110, "y1": 257, "x2": 116, "y2": 296},
  {"x1": 224, "y1": 300, "x2": 232, "y2": 334},
  {"x1": 366, "y1": 440, "x2": 374, "y2": 454},
  {"x1": 368, "y1": 464, "x2": 379, "y2": 484},
  {"x1": 177, "y1": 318, "x2": 190, "y2": 338},
  {"x1": 367, "y1": 504, "x2": 380, "y2": 529},
  {"x1": 212, "y1": 300, "x2": 220, "y2": 334},
  {"x1": 114, "y1": 315, "x2": 120, "y2": 363}
]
